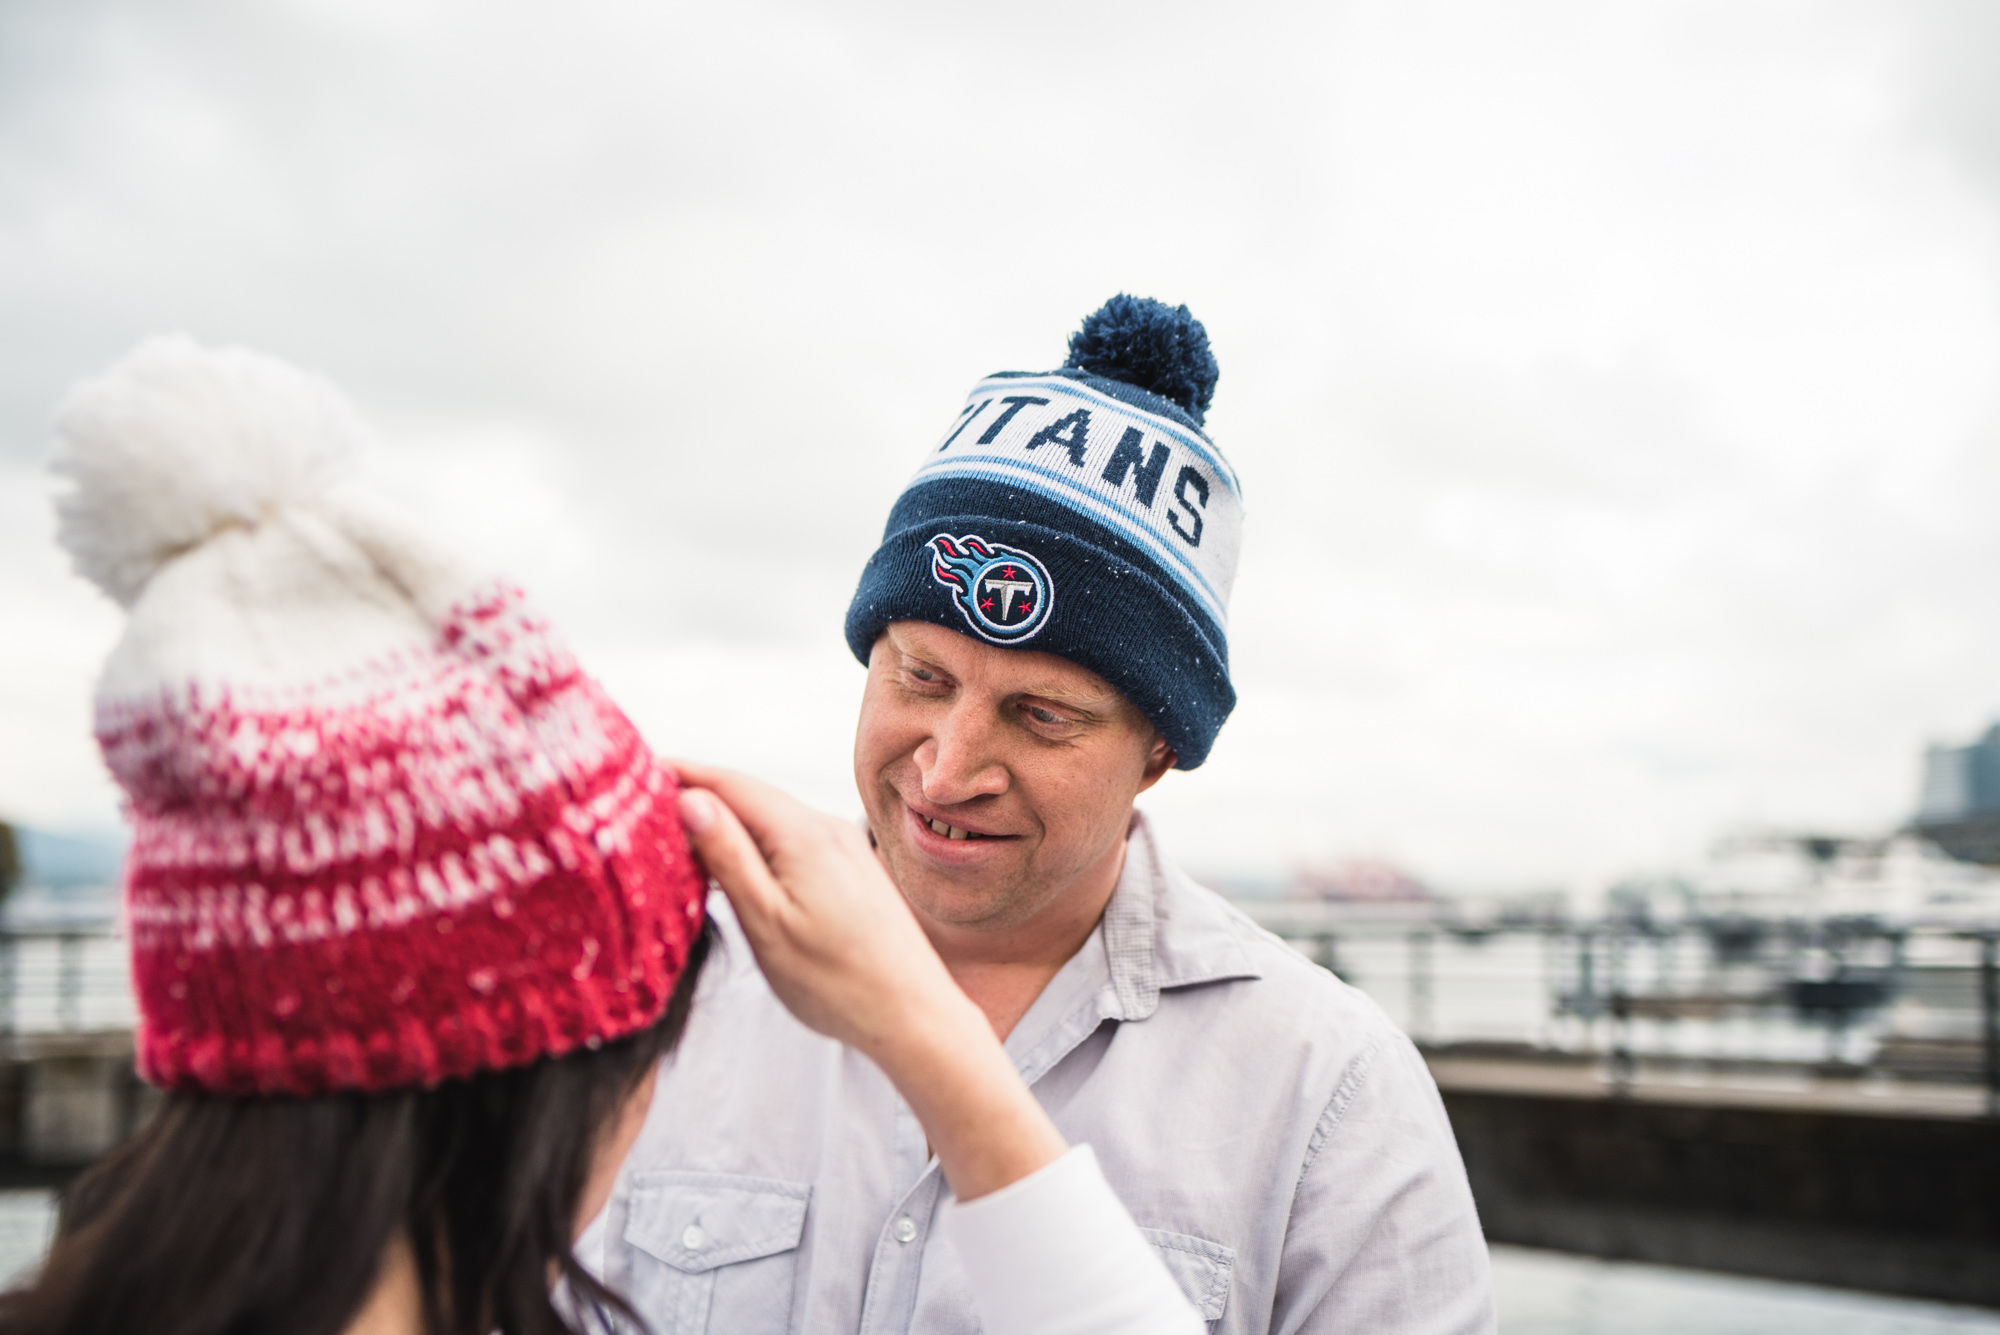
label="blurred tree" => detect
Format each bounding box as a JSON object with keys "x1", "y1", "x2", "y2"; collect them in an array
[{"x1": 0, "y1": 820, "x2": 18, "y2": 902}]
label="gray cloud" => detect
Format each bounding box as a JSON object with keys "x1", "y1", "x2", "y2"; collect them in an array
[{"x1": 6, "y1": 0, "x2": 2000, "y2": 892}]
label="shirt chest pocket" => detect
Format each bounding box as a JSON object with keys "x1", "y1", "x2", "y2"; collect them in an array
[
  {"x1": 622, "y1": 1171, "x2": 812, "y2": 1335},
  {"x1": 1141, "y1": 1227, "x2": 1235, "y2": 1324}
]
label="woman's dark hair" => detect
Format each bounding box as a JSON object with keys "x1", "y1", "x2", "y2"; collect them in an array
[{"x1": 0, "y1": 925, "x2": 710, "y2": 1335}]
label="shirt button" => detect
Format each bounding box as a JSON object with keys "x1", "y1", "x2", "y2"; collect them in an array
[
  {"x1": 893, "y1": 1217, "x2": 918, "y2": 1244},
  {"x1": 682, "y1": 1224, "x2": 707, "y2": 1250}
]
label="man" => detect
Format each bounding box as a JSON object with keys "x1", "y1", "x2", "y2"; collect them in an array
[{"x1": 597, "y1": 296, "x2": 1496, "y2": 1333}]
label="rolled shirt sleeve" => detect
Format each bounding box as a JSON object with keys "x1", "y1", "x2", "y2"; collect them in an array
[{"x1": 943, "y1": 1145, "x2": 1206, "y2": 1335}]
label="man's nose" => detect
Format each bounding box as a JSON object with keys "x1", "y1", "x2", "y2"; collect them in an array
[{"x1": 914, "y1": 700, "x2": 1009, "y2": 805}]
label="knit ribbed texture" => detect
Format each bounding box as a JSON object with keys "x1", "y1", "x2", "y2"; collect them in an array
[
  {"x1": 51, "y1": 335, "x2": 708, "y2": 1097},
  {"x1": 105, "y1": 582, "x2": 705, "y2": 1096}
]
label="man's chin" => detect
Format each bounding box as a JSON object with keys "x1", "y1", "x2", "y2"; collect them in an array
[{"x1": 880, "y1": 847, "x2": 1032, "y2": 931}]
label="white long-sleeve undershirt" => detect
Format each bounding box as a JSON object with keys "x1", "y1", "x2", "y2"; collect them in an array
[{"x1": 942, "y1": 1145, "x2": 1205, "y2": 1335}]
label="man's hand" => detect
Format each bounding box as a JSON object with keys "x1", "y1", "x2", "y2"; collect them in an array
[{"x1": 673, "y1": 761, "x2": 1067, "y2": 1201}]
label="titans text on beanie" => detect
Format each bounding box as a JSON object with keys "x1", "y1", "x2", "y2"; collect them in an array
[
  {"x1": 49, "y1": 336, "x2": 707, "y2": 1097},
  {"x1": 844, "y1": 295, "x2": 1243, "y2": 767}
]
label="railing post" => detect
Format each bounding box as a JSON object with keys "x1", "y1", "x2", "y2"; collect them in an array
[
  {"x1": 1576, "y1": 930, "x2": 1598, "y2": 1053},
  {"x1": 0, "y1": 931, "x2": 13, "y2": 1039},
  {"x1": 1982, "y1": 931, "x2": 1999, "y2": 1120},
  {"x1": 1408, "y1": 931, "x2": 1434, "y2": 1046},
  {"x1": 1826, "y1": 928, "x2": 1848, "y2": 1067},
  {"x1": 1609, "y1": 927, "x2": 1633, "y2": 1093},
  {"x1": 1539, "y1": 927, "x2": 1558, "y2": 1050},
  {"x1": 57, "y1": 933, "x2": 84, "y2": 1032},
  {"x1": 1883, "y1": 928, "x2": 1908, "y2": 1076}
]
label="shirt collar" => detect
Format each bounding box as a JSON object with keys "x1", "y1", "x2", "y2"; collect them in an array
[{"x1": 1101, "y1": 810, "x2": 1261, "y2": 1022}]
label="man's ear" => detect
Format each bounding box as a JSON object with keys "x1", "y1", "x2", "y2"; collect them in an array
[{"x1": 1135, "y1": 734, "x2": 1178, "y2": 792}]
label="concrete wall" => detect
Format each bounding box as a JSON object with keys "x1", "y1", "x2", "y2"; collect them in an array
[
  {"x1": 0, "y1": 1038, "x2": 155, "y2": 1182},
  {"x1": 1446, "y1": 1089, "x2": 2000, "y2": 1307}
]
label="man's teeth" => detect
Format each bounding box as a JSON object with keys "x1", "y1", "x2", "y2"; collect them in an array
[{"x1": 926, "y1": 816, "x2": 984, "y2": 841}]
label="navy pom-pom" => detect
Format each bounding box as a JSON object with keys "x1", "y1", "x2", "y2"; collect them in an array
[{"x1": 1063, "y1": 294, "x2": 1219, "y2": 426}]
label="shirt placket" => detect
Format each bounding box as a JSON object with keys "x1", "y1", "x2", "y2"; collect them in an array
[
  {"x1": 856, "y1": 1096, "x2": 946, "y2": 1335},
  {"x1": 851, "y1": 823, "x2": 1164, "y2": 1334}
]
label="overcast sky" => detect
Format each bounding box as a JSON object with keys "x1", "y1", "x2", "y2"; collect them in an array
[{"x1": 5, "y1": 0, "x2": 2000, "y2": 893}]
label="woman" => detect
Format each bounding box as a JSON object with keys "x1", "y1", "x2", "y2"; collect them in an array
[{"x1": 0, "y1": 336, "x2": 1198, "y2": 1335}]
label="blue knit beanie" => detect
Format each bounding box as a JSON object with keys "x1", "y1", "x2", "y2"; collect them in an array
[{"x1": 844, "y1": 295, "x2": 1242, "y2": 768}]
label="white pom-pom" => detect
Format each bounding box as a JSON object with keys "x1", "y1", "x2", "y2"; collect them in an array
[{"x1": 49, "y1": 334, "x2": 366, "y2": 607}]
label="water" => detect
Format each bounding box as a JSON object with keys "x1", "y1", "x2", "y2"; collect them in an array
[
  {"x1": 0, "y1": 1188, "x2": 1988, "y2": 1330},
  {"x1": 1490, "y1": 1246, "x2": 2000, "y2": 1333},
  {"x1": 0, "y1": 1193, "x2": 53, "y2": 1287}
]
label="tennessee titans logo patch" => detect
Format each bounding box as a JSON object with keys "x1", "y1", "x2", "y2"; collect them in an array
[{"x1": 927, "y1": 534, "x2": 1055, "y2": 644}]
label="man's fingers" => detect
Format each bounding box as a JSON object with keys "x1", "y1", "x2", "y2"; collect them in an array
[{"x1": 678, "y1": 787, "x2": 790, "y2": 931}]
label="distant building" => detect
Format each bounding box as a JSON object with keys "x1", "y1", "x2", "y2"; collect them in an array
[
  {"x1": 1917, "y1": 724, "x2": 2000, "y2": 821},
  {"x1": 1913, "y1": 724, "x2": 2000, "y2": 865},
  {"x1": 1292, "y1": 858, "x2": 1434, "y2": 903}
]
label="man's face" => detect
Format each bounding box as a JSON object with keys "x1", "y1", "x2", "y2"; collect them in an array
[{"x1": 854, "y1": 620, "x2": 1176, "y2": 935}]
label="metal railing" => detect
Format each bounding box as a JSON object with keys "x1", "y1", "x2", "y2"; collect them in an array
[
  {"x1": 1, "y1": 906, "x2": 1995, "y2": 1117},
  {"x1": 0, "y1": 925, "x2": 135, "y2": 1038},
  {"x1": 1237, "y1": 903, "x2": 2000, "y2": 1117}
]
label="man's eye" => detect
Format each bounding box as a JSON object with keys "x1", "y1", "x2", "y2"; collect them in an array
[
  {"x1": 909, "y1": 667, "x2": 939, "y2": 683},
  {"x1": 1028, "y1": 706, "x2": 1068, "y2": 726}
]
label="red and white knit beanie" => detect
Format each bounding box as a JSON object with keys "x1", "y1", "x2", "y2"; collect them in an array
[{"x1": 49, "y1": 335, "x2": 707, "y2": 1097}]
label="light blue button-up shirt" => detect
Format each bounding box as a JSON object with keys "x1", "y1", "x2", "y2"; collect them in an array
[{"x1": 594, "y1": 814, "x2": 1496, "y2": 1334}]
